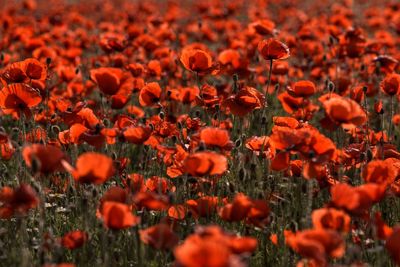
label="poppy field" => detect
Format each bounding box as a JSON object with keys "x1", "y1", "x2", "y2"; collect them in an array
[{"x1": 1, "y1": 0, "x2": 400, "y2": 266}]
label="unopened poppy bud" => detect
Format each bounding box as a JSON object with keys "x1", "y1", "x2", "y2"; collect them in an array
[
  {"x1": 111, "y1": 152, "x2": 117, "y2": 160},
  {"x1": 322, "y1": 55, "x2": 327, "y2": 61},
  {"x1": 362, "y1": 86, "x2": 368, "y2": 93},
  {"x1": 177, "y1": 121, "x2": 183, "y2": 130},
  {"x1": 198, "y1": 141, "x2": 206, "y2": 151},
  {"x1": 328, "y1": 81, "x2": 335, "y2": 92},
  {"x1": 187, "y1": 176, "x2": 197, "y2": 184},
  {"x1": 171, "y1": 135, "x2": 178, "y2": 143},
  {"x1": 212, "y1": 113, "x2": 218, "y2": 120},
  {"x1": 214, "y1": 104, "x2": 220, "y2": 111},
  {"x1": 75, "y1": 68, "x2": 80, "y2": 74},
  {"x1": 159, "y1": 111, "x2": 165, "y2": 120},
  {"x1": 274, "y1": 83, "x2": 280, "y2": 91},
  {"x1": 261, "y1": 116, "x2": 267, "y2": 124},
  {"x1": 379, "y1": 108, "x2": 384, "y2": 114},
  {"x1": 0, "y1": 53, "x2": 3, "y2": 61},
  {"x1": 233, "y1": 74, "x2": 239, "y2": 83},
  {"x1": 194, "y1": 110, "x2": 201, "y2": 118},
  {"x1": 329, "y1": 35, "x2": 336, "y2": 45},
  {"x1": 235, "y1": 139, "x2": 241, "y2": 147},
  {"x1": 46, "y1": 57, "x2": 52, "y2": 65},
  {"x1": 360, "y1": 64, "x2": 365, "y2": 72},
  {"x1": 366, "y1": 149, "x2": 373, "y2": 162},
  {"x1": 148, "y1": 123, "x2": 154, "y2": 131},
  {"x1": 102, "y1": 118, "x2": 110, "y2": 127}
]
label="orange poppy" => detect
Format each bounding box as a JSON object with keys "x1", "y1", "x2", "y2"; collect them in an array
[
  {"x1": 139, "y1": 223, "x2": 179, "y2": 250},
  {"x1": 72, "y1": 152, "x2": 115, "y2": 184},
  {"x1": 90, "y1": 67, "x2": 133, "y2": 96},
  {"x1": 139, "y1": 82, "x2": 162, "y2": 107},
  {"x1": 99, "y1": 201, "x2": 140, "y2": 230},
  {"x1": 0, "y1": 83, "x2": 42, "y2": 118},
  {"x1": 184, "y1": 151, "x2": 227, "y2": 177},
  {"x1": 258, "y1": 38, "x2": 290, "y2": 61}
]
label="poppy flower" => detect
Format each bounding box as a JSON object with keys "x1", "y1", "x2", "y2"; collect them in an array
[
  {"x1": 249, "y1": 19, "x2": 275, "y2": 35},
  {"x1": 72, "y1": 152, "x2": 115, "y2": 184},
  {"x1": 322, "y1": 96, "x2": 367, "y2": 128},
  {"x1": 222, "y1": 86, "x2": 265, "y2": 116},
  {"x1": 180, "y1": 48, "x2": 213, "y2": 73},
  {"x1": 285, "y1": 228, "x2": 345, "y2": 267},
  {"x1": 386, "y1": 226, "x2": 400, "y2": 265},
  {"x1": 61, "y1": 230, "x2": 88, "y2": 250},
  {"x1": 99, "y1": 201, "x2": 140, "y2": 230},
  {"x1": 218, "y1": 193, "x2": 253, "y2": 222},
  {"x1": 3, "y1": 58, "x2": 47, "y2": 84},
  {"x1": 380, "y1": 73, "x2": 400, "y2": 96},
  {"x1": 0, "y1": 83, "x2": 42, "y2": 118},
  {"x1": 258, "y1": 38, "x2": 290, "y2": 61},
  {"x1": 330, "y1": 183, "x2": 386, "y2": 216},
  {"x1": 246, "y1": 199, "x2": 270, "y2": 227},
  {"x1": 90, "y1": 67, "x2": 133, "y2": 96},
  {"x1": 0, "y1": 184, "x2": 39, "y2": 219},
  {"x1": 122, "y1": 125, "x2": 152, "y2": 144},
  {"x1": 186, "y1": 196, "x2": 219, "y2": 218},
  {"x1": 168, "y1": 205, "x2": 186, "y2": 220},
  {"x1": 287, "y1": 80, "x2": 317, "y2": 98},
  {"x1": 22, "y1": 144, "x2": 67, "y2": 175},
  {"x1": 311, "y1": 208, "x2": 351, "y2": 233},
  {"x1": 139, "y1": 82, "x2": 162, "y2": 107},
  {"x1": 184, "y1": 151, "x2": 227, "y2": 177},
  {"x1": 174, "y1": 226, "x2": 256, "y2": 267},
  {"x1": 361, "y1": 160, "x2": 397, "y2": 185},
  {"x1": 199, "y1": 127, "x2": 232, "y2": 150},
  {"x1": 133, "y1": 191, "x2": 170, "y2": 211},
  {"x1": 139, "y1": 223, "x2": 179, "y2": 250}
]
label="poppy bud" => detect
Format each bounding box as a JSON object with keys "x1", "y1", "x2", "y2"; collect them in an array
[
  {"x1": 159, "y1": 111, "x2": 165, "y2": 120},
  {"x1": 214, "y1": 104, "x2": 220, "y2": 111},
  {"x1": 0, "y1": 53, "x2": 3, "y2": 61},
  {"x1": 50, "y1": 125, "x2": 61, "y2": 135},
  {"x1": 177, "y1": 121, "x2": 183, "y2": 130},
  {"x1": 31, "y1": 155, "x2": 41, "y2": 175},
  {"x1": 235, "y1": 139, "x2": 242, "y2": 147},
  {"x1": 328, "y1": 81, "x2": 335, "y2": 92},
  {"x1": 362, "y1": 86, "x2": 368, "y2": 93},
  {"x1": 274, "y1": 83, "x2": 280, "y2": 91},
  {"x1": 261, "y1": 116, "x2": 267, "y2": 124},
  {"x1": 366, "y1": 149, "x2": 373, "y2": 162},
  {"x1": 233, "y1": 74, "x2": 239, "y2": 83},
  {"x1": 46, "y1": 57, "x2": 52, "y2": 65},
  {"x1": 75, "y1": 68, "x2": 80, "y2": 74},
  {"x1": 187, "y1": 176, "x2": 197, "y2": 184},
  {"x1": 194, "y1": 110, "x2": 201, "y2": 118},
  {"x1": 360, "y1": 64, "x2": 365, "y2": 72},
  {"x1": 197, "y1": 141, "x2": 206, "y2": 151}
]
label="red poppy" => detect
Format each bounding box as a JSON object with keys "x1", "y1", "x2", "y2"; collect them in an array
[
  {"x1": 139, "y1": 223, "x2": 179, "y2": 250},
  {"x1": 184, "y1": 151, "x2": 227, "y2": 177},
  {"x1": 321, "y1": 95, "x2": 367, "y2": 128},
  {"x1": 61, "y1": 230, "x2": 88, "y2": 250},
  {"x1": 199, "y1": 127, "x2": 232, "y2": 150},
  {"x1": 287, "y1": 80, "x2": 317, "y2": 98},
  {"x1": 139, "y1": 82, "x2": 162, "y2": 107},
  {"x1": 0, "y1": 184, "x2": 39, "y2": 219},
  {"x1": 3, "y1": 58, "x2": 47, "y2": 84},
  {"x1": 330, "y1": 183, "x2": 386, "y2": 216},
  {"x1": 90, "y1": 67, "x2": 133, "y2": 96},
  {"x1": 218, "y1": 193, "x2": 253, "y2": 222},
  {"x1": 122, "y1": 125, "x2": 152, "y2": 144},
  {"x1": 222, "y1": 86, "x2": 265, "y2": 116},
  {"x1": 258, "y1": 38, "x2": 290, "y2": 61},
  {"x1": 180, "y1": 48, "x2": 213, "y2": 73},
  {"x1": 386, "y1": 226, "x2": 400, "y2": 265},
  {"x1": 380, "y1": 73, "x2": 400, "y2": 96},
  {"x1": 285, "y1": 228, "x2": 345, "y2": 267},
  {"x1": 72, "y1": 152, "x2": 115, "y2": 184},
  {"x1": 99, "y1": 201, "x2": 140, "y2": 230},
  {"x1": 186, "y1": 196, "x2": 219, "y2": 218},
  {"x1": 362, "y1": 160, "x2": 397, "y2": 185},
  {"x1": 0, "y1": 83, "x2": 42, "y2": 118},
  {"x1": 22, "y1": 144, "x2": 67, "y2": 175},
  {"x1": 311, "y1": 208, "x2": 351, "y2": 233}
]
